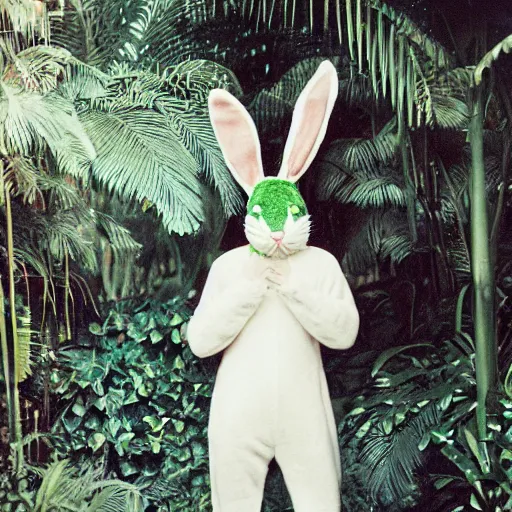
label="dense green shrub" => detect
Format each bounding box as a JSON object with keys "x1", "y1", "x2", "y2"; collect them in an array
[{"x1": 50, "y1": 298, "x2": 213, "y2": 510}]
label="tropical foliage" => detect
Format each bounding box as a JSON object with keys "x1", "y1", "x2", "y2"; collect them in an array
[
  {"x1": 50, "y1": 298, "x2": 213, "y2": 510},
  {"x1": 0, "y1": 0, "x2": 512, "y2": 510}
]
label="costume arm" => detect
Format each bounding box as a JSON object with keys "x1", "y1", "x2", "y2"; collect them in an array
[
  {"x1": 278, "y1": 256, "x2": 359, "y2": 350},
  {"x1": 186, "y1": 260, "x2": 266, "y2": 358}
]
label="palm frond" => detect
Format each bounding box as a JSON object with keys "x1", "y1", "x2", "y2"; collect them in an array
[
  {"x1": 347, "y1": 177, "x2": 405, "y2": 208},
  {"x1": 380, "y1": 234, "x2": 414, "y2": 264},
  {"x1": 2, "y1": 44, "x2": 109, "y2": 95},
  {"x1": 4, "y1": 155, "x2": 41, "y2": 205},
  {"x1": 94, "y1": 211, "x2": 142, "y2": 262},
  {"x1": 342, "y1": 210, "x2": 410, "y2": 275},
  {"x1": 430, "y1": 93, "x2": 469, "y2": 130},
  {"x1": 328, "y1": 120, "x2": 399, "y2": 179},
  {"x1": 50, "y1": 0, "x2": 107, "y2": 66},
  {"x1": 166, "y1": 101, "x2": 243, "y2": 216},
  {"x1": 0, "y1": 0, "x2": 51, "y2": 48},
  {"x1": 164, "y1": 59, "x2": 243, "y2": 103},
  {"x1": 37, "y1": 174, "x2": 88, "y2": 211},
  {"x1": 31, "y1": 459, "x2": 142, "y2": 511},
  {"x1": 44, "y1": 210, "x2": 98, "y2": 272},
  {"x1": 0, "y1": 83, "x2": 95, "y2": 175},
  {"x1": 475, "y1": 33, "x2": 512, "y2": 85},
  {"x1": 360, "y1": 402, "x2": 440, "y2": 505},
  {"x1": 80, "y1": 107, "x2": 204, "y2": 235}
]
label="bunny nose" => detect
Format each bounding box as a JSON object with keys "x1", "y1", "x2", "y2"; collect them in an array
[{"x1": 271, "y1": 231, "x2": 284, "y2": 243}]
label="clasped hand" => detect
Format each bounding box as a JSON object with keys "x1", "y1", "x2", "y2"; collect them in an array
[{"x1": 250, "y1": 258, "x2": 291, "y2": 295}]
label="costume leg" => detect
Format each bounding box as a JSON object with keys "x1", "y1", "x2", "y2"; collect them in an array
[
  {"x1": 209, "y1": 434, "x2": 274, "y2": 512},
  {"x1": 275, "y1": 434, "x2": 341, "y2": 512},
  {"x1": 275, "y1": 371, "x2": 342, "y2": 512}
]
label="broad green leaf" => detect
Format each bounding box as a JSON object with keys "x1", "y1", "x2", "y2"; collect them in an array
[
  {"x1": 72, "y1": 402, "x2": 87, "y2": 417},
  {"x1": 150, "y1": 330, "x2": 163, "y2": 344},
  {"x1": 171, "y1": 329, "x2": 181, "y2": 344},
  {"x1": 170, "y1": 313, "x2": 184, "y2": 326},
  {"x1": 371, "y1": 343, "x2": 433, "y2": 377},
  {"x1": 88, "y1": 433, "x2": 106, "y2": 452},
  {"x1": 475, "y1": 34, "x2": 512, "y2": 85}
]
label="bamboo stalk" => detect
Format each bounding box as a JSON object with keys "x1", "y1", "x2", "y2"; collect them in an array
[
  {"x1": 64, "y1": 251, "x2": 71, "y2": 340},
  {"x1": 0, "y1": 276, "x2": 13, "y2": 439},
  {"x1": 469, "y1": 85, "x2": 498, "y2": 440},
  {"x1": 0, "y1": 162, "x2": 14, "y2": 441},
  {"x1": 5, "y1": 187, "x2": 23, "y2": 472}
]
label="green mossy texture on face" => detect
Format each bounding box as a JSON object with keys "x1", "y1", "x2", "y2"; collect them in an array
[{"x1": 247, "y1": 179, "x2": 307, "y2": 232}]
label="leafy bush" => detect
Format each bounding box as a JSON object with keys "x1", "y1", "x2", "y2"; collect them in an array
[
  {"x1": 50, "y1": 298, "x2": 213, "y2": 510},
  {"x1": 429, "y1": 386, "x2": 512, "y2": 511},
  {"x1": 340, "y1": 336, "x2": 476, "y2": 510}
]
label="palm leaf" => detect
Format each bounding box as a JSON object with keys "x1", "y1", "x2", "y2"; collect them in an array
[
  {"x1": 4, "y1": 156, "x2": 41, "y2": 204},
  {"x1": 31, "y1": 459, "x2": 142, "y2": 511},
  {"x1": 328, "y1": 119, "x2": 399, "y2": 178},
  {"x1": 475, "y1": 33, "x2": 512, "y2": 85},
  {"x1": 0, "y1": 83, "x2": 95, "y2": 175},
  {"x1": 347, "y1": 178, "x2": 405, "y2": 208},
  {"x1": 165, "y1": 59, "x2": 243, "y2": 103},
  {"x1": 380, "y1": 234, "x2": 414, "y2": 264},
  {"x1": 2, "y1": 44, "x2": 109, "y2": 94},
  {"x1": 44, "y1": 210, "x2": 98, "y2": 272},
  {"x1": 0, "y1": 0, "x2": 51, "y2": 47},
  {"x1": 94, "y1": 211, "x2": 142, "y2": 262},
  {"x1": 80, "y1": 107, "x2": 204, "y2": 235},
  {"x1": 165, "y1": 101, "x2": 243, "y2": 216},
  {"x1": 342, "y1": 210, "x2": 410, "y2": 275},
  {"x1": 360, "y1": 402, "x2": 440, "y2": 505}
]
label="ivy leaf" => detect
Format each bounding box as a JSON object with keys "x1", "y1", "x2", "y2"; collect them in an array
[
  {"x1": 170, "y1": 313, "x2": 184, "y2": 326},
  {"x1": 143, "y1": 415, "x2": 171, "y2": 433},
  {"x1": 89, "y1": 322, "x2": 104, "y2": 335},
  {"x1": 171, "y1": 329, "x2": 181, "y2": 344},
  {"x1": 88, "y1": 432, "x2": 106, "y2": 452},
  {"x1": 150, "y1": 330, "x2": 163, "y2": 344}
]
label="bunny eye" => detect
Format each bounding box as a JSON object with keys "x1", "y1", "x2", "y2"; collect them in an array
[
  {"x1": 252, "y1": 205, "x2": 262, "y2": 214},
  {"x1": 290, "y1": 205, "x2": 300, "y2": 215}
]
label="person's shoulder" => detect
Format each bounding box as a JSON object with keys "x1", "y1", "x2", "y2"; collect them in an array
[
  {"x1": 305, "y1": 246, "x2": 340, "y2": 266},
  {"x1": 211, "y1": 245, "x2": 250, "y2": 270}
]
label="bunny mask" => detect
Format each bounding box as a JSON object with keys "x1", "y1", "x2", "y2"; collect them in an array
[{"x1": 208, "y1": 60, "x2": 338, "y2": 258}]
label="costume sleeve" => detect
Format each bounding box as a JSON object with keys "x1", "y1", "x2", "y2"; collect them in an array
[
  {"x1": 186, "y1": 260, "x2": 266, "y2": 358},
  {"x1": 278, "y1": 254, "x2": 359, "y2": 350}
]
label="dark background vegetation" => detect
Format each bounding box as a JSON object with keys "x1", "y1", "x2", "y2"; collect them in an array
[{"x1": 0, "y1": 0, "x2": 512, "y2": 510}]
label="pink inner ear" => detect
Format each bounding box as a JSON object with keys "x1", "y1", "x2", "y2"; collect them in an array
[
  {"x1": 210, "y1": 94, "x2": 263, "y2": 189},
  {"x1": 286, "y1": 79, "x2": 330, "y2": 178}
]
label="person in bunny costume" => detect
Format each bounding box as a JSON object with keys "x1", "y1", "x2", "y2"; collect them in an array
[{"x1": 186, "y1": 61, "x2": 359, "y2": 512}]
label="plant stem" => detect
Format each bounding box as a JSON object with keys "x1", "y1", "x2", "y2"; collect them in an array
[
  {"x1": 0, "y1": 275, "x2": 13, "y2": 438},
  {"x1": 399, "y1": 115, "x2": 417, "y2": 243},
  {"x1": 64, "y1": 251, "x2": 71, "y2": 340},
  {"x1": 469, "y1": 85, "x2": 498, "y2": 440},
  {"x1": 5, "y1": 186, "x2": 24, "y2": 471},
  {"x1": 0, "y1": 161, "x2": 14, "y2": 441}
]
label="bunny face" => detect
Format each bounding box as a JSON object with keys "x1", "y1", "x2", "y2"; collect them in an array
[
  {"x1": 208, "y1": 60, "x2": 338, "y2": 257},
  {"x1": 245, "y1": 179, "x2": 310, "y2": 258}
]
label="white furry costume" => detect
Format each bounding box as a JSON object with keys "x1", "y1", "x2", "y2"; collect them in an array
[{"x1": 187, "y1": 61, "x2": 360, "y2": 512}]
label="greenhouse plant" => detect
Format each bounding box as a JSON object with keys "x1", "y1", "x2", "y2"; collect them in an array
[{"x1": 0, "y1": 0, "x2": 512, "y2": 511}]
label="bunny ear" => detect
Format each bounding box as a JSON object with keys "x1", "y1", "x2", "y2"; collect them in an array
[
  {"x1": 277, "y1": 60, "x2": 338, "y2": 183},
  {"x1": 208, "y1": 89, "x2": 264, "y2": 195}
]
